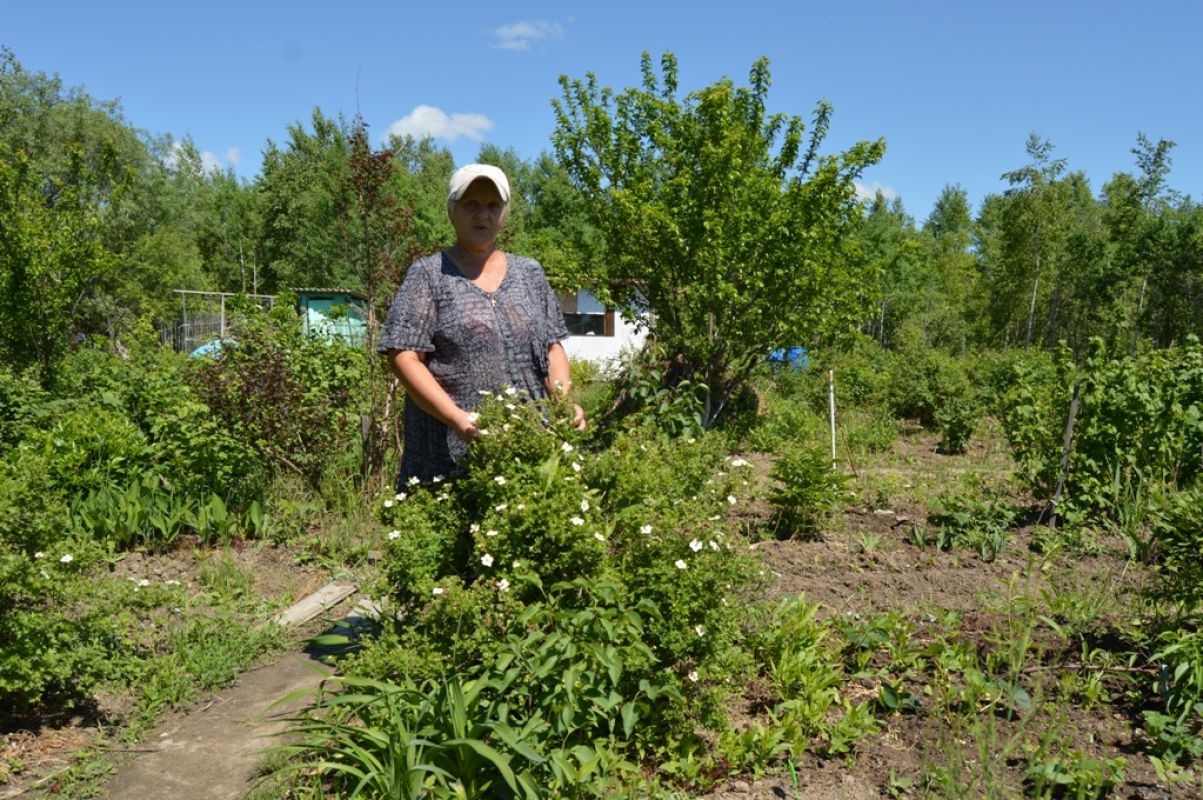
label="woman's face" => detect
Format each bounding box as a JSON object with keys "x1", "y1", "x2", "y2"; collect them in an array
[{"x1": 450, "y1": 178, "x2": 506, "y2": 251}]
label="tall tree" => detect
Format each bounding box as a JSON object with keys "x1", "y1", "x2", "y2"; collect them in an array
[
  {"x1": 553, "y1": 53, "x2": 885, "y2": 426},
  {"x1": 0, "y1": 146, "x2": 114, "y2": 387},
  {"x1": 922, "y1": 185, "x2": 980, "y2": 350},
  {"x1": 998, "y1": 133, "x2": 1070, "y2": 348},
  {"x1": 257, "y1": 110, "x2": 354, "y2": 291}
]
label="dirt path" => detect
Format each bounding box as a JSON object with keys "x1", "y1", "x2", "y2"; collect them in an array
[{"x1": 102, "y1": 651, "x2": 331, "y2": 800}]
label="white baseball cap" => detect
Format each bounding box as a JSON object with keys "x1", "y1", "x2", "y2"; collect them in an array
[{"x1": 448, "y1": 164, "x2": 511, "y2": 205}]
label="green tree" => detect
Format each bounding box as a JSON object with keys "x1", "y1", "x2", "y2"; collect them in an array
[
  {"x1": 553, "y1": 53, "x2": 885, "y2": 426},
  {"x1": 996, "y1": 133, "x2": 1071, "y2": 348},
  {"x1": 1, "y1": 48, "x2": 200, "y2": 348},
  {"x1": 921, "y1": 184, "x2": 981, "y2": 350},
  {"x1": 0, "y1": 146, "x2": 115, "y2": 387},
  {"x1": 257, "y1": 110, "x2": 354, "y2": 291},
  {"x1": 856, "y1": 193, "x2": 923, "y2": 349}
]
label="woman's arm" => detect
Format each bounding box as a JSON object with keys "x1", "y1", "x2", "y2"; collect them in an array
[
  {"x1": 387, "y1": 349, "x2": 479, "y2": 441},
  {"x1": 546, "y1": 342, "x2": 586, "y2": 431}
]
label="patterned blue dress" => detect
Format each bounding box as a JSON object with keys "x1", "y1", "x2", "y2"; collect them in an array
[{"x1": 378, "y1": 251, "x2": 569, "y2": 485}]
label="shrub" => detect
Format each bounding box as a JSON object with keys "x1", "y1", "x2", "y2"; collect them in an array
[
  {"x1": 338, "y1": 393, "x2": 759, "y2": 788},
  {"x1": 0, "y1": 551, "x2": 119, "y2": 720},
  {"x1": 0, "y1": 364, "x2": 43, "y2": 448},
  {"x1": 1148, "y1": 484, "x2": 1203, "y2": 615},
  {"x1": 768, "y1": 445, "x2": 850, "y2": 538},
  {"x1": 936, "y1": 395, "x2": 979, "y2": 454},
  {"x1": 188, "y1": 304, "x2": 365, "y2": 493}
]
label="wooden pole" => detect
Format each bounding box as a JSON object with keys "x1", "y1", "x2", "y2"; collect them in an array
[
  {"x1": 828, "y1": 370, "x2": 837, "y2": 468},
  {"x1": 1048, "y1": 381, "x2": 1081, "y2": 529}
]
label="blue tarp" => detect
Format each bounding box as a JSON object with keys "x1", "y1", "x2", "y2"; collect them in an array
[{"x1": 768, "y1": 346, "x2": 808, "y2": 371}]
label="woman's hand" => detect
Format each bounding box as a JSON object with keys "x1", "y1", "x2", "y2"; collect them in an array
[
  {"x1": 453, "y1": 410, "x2": 481, "y2": 443},
  {"x1": 546, "y1": 343, "x2": 585, "y2": 430}
]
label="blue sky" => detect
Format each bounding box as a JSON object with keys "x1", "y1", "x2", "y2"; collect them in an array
[{"x1": 5, "y1": 0, "x2": 1200, "y2": 220}]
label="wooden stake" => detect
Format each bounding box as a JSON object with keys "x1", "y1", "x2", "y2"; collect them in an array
[{"x1": 828, "y1": 369, "x2": 837, "y2": 468}]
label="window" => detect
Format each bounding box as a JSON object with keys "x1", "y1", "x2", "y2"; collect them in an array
[{"x1": 557, "y1": 290, "x2": 614, "y2": 337}]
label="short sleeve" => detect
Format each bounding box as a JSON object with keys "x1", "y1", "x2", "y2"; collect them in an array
[
  {"x1": 378, "y1": 259, "x2": 437, "y2": 353},
  {"x1": 532, "y1": 261, "x2": 569, "y2": 346}
]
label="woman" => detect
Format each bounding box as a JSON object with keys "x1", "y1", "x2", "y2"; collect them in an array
[{"x1": 379, "y1": 164, "x2": 585, "y2": 486}]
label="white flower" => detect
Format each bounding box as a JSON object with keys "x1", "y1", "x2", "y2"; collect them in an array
[
  {"x1": 695, "y1": 624, "x2": 706, "y2": 637},
  {"x1": 477, "y1": 389, "x2": 492, "y2": 396},
  {"x1": 512, "y1": 560, "x2": 521, "y2": 569},
  {"x1": 505, "y1": 386, "x2": 517, "y2": 397},
  {"x1": 570, "y1": 516, "x2": 585, "y2": 526},
  {"x1": 506, "y1": 403, "x2": 517, "y2": 411},
  {"x1": 165, "y1": 579, "x2": 181, "y2": 586},
  {"x1": 437, "y1": 492, "x2": 449, "y2": 502},
  {"x1": 466, "y1": 411, "x2": 480, "y2": 423},
  {"x1": 571, "y1": 461, "x2": 582, "y2": 473},
  {"x1": 709, "y1": 540, "x2": 719, "y2": 551},
  {"x1": 494, "y1": 475, "x2": 507, "y2": 485},
  {"x1": 687, "y1": 670, "x2": 699, "y2": 683},
  {"x1": 60, "y1": 554, "x2": 74, "y2": 564},
  {"x1": 686, "y1": 437, "x2": 696, "y2": 444},
  {"x1": 580, "y1": 499, "x2": 590, "y2": 512},
  {"x1": 383, "y1": 499, "x2": 394, "y2": 508},
  {"x1": 388, "y1": 530, "x2": 401, "y2": 540},
  {"x1": 497, "y1": 578, "x2": 510, "y2": 592},
  {"x1": 503, "y1": 423, "x2": 511, "y2": 431},
  {"x1": 594, "y1": 532, "x2": 606, "y2": 542},
  {"x1": 495, "y1": 503, "x2": 508, "y2": 512},
  {"x1": 674, "y1": 559, "x2": 688, "y2": 570},
  {"x1": 478, "y1": 429, "x2": 490, "y2": 435},
  {"x1": 516, "y1": 503, "x2": 526, "y2": 511},
  {"x1": 408, "y1": 476, "x2": 421, "y2": 486},
  {"x1": 481, "y1": 553, "x2": 494, "y2": 567},
  {"x1": 709, "y1": 514, "x2": 721, "y2": 521},
  {"x1": 729, "y1": 457, "x2": 749, "y2": 467},
  {"x1": 138, "y1": 579, "x2": 151, "y2": 587},
  {"x1": 395, "y1": 492, "x2": 407, "y2": 502},
  {"x1": 727, "y1": 495, "x2": 737, "y2": 505},
  {"x1": 432, "y1": 587, "x2": 445, "y2": 595},
  {"x1": 34, "y1": 551, "x2": 44, "y2": 559},
  {"x1": 689, "y1": 539, "x2": 703, "y2": 552},
  {"x1": 470, "y1": 523, "x2": 481, "y2": 533},
  {"x1": 640, "y1": 524, "x2": 653, "y2": 534},
  {"x1": 432, "y1": 475, "x2": 443, "y2": 484},
  {"x1": 561, "y1": 441, "x2": 574, "y2": 453},
  {"x1": 486, "y1": 529, "x2": 499, "y2": 537}
]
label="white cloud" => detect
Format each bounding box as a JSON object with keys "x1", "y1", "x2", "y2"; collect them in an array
[
  {"x1": 492, "y1": 20, "x2": 564, "y2": 51},
  {"x1": 854, "y1": 181, "x2": 900, "y2": 202},
  {"x1": 200, "y1": 151, "x2": 223, "y2": 173},
  {"x1": 386, "y1": 105, "x2": 493, "y2": 143},
  {"x1": 164, "y1": 140, "x2": 184, "y2": 169},
  {"x1": 164, "y1": 140, "x2": 236, "y2": 174}
]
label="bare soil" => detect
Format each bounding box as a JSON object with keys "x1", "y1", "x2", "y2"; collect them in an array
[{"x1": 714, "y1": 427, "x2": 1193, "y2": 799}]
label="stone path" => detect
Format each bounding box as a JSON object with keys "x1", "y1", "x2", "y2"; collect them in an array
[
  {"x1": 103, "y1": 583, "x2": 365, "y2": 800},
  {"x1": 103, "y1": 652, "x2": 332, "y2": 800}
]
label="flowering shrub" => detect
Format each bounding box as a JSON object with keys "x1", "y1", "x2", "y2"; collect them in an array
[
  {"x1": 337, "y1": 391, "x2": 761, "y2": 789},
  {"x1": 0, "y1": 550, "x2": 118, "y2": 717}
]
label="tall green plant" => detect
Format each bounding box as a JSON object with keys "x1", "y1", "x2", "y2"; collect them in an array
[{"x1": 553, "y1": 52, "x2": 885, "y2": 427}]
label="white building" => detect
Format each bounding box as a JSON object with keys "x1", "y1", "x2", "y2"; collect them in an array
[{"x1": 557, "y1": 289, "x2": 647, "y2": 371}]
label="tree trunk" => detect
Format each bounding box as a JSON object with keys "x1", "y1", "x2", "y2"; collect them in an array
[{"x1": 1025, "y1": 253, "x2": 1040, "y2": 348}]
